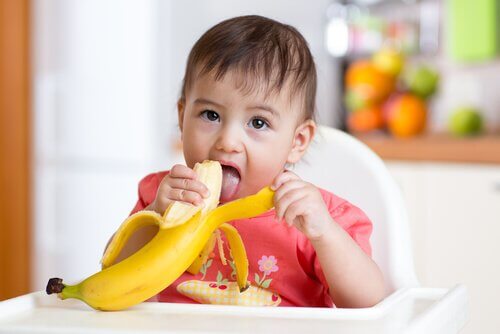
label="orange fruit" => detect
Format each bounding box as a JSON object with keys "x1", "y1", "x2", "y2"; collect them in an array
[
  {"x1": 345, "y1": 60, "x2": 395, "y2": 101},
  {"x1": 385, "y1": 93, "x2": 427, "y2": 137},
  {"x1": 344, "y1": 87, "x2": 378, "y2": 112},
  {"x1": 347, "y1": 106, "x2": 384, "y2": 133}
]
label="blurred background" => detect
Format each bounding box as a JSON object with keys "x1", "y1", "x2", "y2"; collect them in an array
[{"x1": 1, "y1": 0, "x2": 499, "y2": 332}]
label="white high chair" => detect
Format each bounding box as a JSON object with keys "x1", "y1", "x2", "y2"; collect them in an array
[{"x1": 0, "y1": 126, "x2": 468, "y2": 334}]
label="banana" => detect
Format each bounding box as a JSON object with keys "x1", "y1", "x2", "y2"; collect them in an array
[
  {"x1": 46, "y1": 180, "x2": 275, "y2": 311},
  {"x1": 186, "y1": 223, "x2": 248, "y2": 287},
  {"x1": 161, "y1": 160, "x2": 222, "y2": 229},
  {"x1": 101, "y1": 160, "x2": 222, "y2": 269},
  {"x1": 186, "y1": 231, "x2": 217, "y2": 275},
  {"x1": 218, "y1": 223, "x2": 249, "y2": 291}
]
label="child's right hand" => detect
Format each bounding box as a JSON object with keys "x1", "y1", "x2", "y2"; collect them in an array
[{"x1": 148, "y1": 164, "x2": 211, "y2": 215}]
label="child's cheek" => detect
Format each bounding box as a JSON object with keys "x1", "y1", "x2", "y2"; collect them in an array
[{"x1": 246, "y1": 128, "x2": 272, "y2": 143}]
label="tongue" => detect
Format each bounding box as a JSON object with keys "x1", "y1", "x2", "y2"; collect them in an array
[{"x1": 220, "y1": 166, "x2": 240, "y2": 203}]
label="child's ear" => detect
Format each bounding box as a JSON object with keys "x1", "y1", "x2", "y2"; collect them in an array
[
  {"x1": 286, "y1": 119, "x2": 316, "y2": 164},
  {"x1": 177, "y1": 99, "x2": 185, "y2": 136}
]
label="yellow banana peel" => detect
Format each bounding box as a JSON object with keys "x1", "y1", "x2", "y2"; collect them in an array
[
  {"x1": 100, "y1": 160, "x2": 222, "y2": 269},
  {"x1": 186, "y1": 231, "x2": 217, "y2": 275},
  {"x1": 46, "y1": 160, "x2": 275, "y2": 311}
]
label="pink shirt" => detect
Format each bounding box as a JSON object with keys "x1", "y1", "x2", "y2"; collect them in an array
[{"x1": 131, "y1": 171, "x2": 373, "y2": 307}]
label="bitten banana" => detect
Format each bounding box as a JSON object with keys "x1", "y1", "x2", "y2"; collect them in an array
[
  {"x1": 101, "y1": 160, "x2": 222, "y2": 269},
  {"x1": 46, "y1": 161, "x2": 275, "y2": 311},
  {"x1": 161, "y1": 160, "x2": 222, "y2": 229}
]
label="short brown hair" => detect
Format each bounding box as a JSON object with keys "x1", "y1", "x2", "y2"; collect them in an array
[{"x1": 180, "y1": 15, "x2": 317, "y2": 121}]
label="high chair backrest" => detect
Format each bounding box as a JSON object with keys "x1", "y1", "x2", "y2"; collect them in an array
[{"x1": 292, "y1": 125, "x2": 419, "y2": 293}]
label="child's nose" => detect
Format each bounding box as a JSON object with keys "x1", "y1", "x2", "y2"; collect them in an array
[{"x1": 215, "y1": 126, "x2": 243, "y2": 153}]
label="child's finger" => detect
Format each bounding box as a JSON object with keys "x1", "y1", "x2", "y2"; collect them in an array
[
  {"x1": 168, "y1": 188, "x2": 204, "y2": 207},
  {"x1": 284, "y1": 201, "x2": 305, "y2": 227},
  {"x1": 273, "y1": 179, "x2": 304, "y2": 203},
  {"x1": 169, "y1": 164, "x2": 198, "y2": 180},
  {"x1": 275, "y1": 188, "x2": 307, "y2": 221},
  {"x1": 271, "y1": 169, "x2": 300, "y2": 190},
  {"x1": 168, "y1": 178, "x2": 210, "y2": 198}
]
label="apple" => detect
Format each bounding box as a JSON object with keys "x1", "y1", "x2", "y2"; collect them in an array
[
  {"x1": 403, "y1": 65, "x2": 439, "y2": 99},
  {"x1": 448, "y1": 107, "x2": 483, "y2": 136}
]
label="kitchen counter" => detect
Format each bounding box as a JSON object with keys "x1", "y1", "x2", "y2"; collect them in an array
[{"x1": 356, "y1": 132, "x2": 500, "y2": 164}]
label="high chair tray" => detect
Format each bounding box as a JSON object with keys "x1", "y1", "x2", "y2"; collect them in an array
[{"x1": 0, "y1": 285, "x2": 467, "y2": 334}]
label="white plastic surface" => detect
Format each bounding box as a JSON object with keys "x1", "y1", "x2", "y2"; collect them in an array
[
  {"x1": 0, "y1": 286, "x2": 467, "y2": 334},
  {"x1": 293, "y1": 126, "x2": 419, "y2": 292}
]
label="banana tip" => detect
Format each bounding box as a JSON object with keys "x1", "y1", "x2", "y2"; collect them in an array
[
  {"x1": 239, "y1": 284, "x2": 250, "y2": 293},
  {"x1": 46, "y1": 277, "x2": 64, "y2": 295}
]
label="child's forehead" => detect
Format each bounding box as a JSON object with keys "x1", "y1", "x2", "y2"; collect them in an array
[{"x1": 192, "y1": 68, "x2": 302, "y2": 110}]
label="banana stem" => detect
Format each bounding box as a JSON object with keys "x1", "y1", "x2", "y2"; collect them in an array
[
  {"x1": 59, "y1": 284, "x2": 82, "y2": 301},
  {"x1": 46, "y1": 277, "x2": 82, "y2": 301},
  {"x1": 46, "y1": 277, "x2": 64, "y2": 294}
]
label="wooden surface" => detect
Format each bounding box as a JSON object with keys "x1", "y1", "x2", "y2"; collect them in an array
[
  {"x1": 0, "y1": 0, "x2": 31, "y2": 300},
  {"x1": 356, "y1": 132, "x2": 500, "y2": 164}
]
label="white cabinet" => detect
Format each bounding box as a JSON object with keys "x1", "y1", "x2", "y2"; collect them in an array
[{"x1": 387, "y1": 162, "x2": 500, "y2": 334}]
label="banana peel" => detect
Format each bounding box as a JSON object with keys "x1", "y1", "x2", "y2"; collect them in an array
[{"x1": 46, "y1": 160, "x2": 275, "y2": 311}]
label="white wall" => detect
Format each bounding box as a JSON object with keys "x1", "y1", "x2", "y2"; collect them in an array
[{"x1": 32, "y1": 0, "x2": 164, "y2": 287}]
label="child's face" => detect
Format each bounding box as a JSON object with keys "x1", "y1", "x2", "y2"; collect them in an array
[{"x1": 178, "y1": 70, "x2": 315, "y2": 203}]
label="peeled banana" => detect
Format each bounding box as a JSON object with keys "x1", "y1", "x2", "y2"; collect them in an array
[
  {"x1": 100, "y1": 160, "x2": 222, "y2": 269},
  {"x1": 161, "y1": 160, "x2": 222, "y2": 229},
  {"x1": 46, "y1": 160, "x2": 275, "y2": 311}
]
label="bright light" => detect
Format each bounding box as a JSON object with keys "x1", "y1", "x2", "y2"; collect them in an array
[{"x1": 326, "y1": 18, "x2": 349, "y2": 57}]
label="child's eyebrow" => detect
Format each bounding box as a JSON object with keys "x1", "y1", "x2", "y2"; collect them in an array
[
  {"x1": 194, "y1": 98, "x2": 280, "y2": 119},
  {"x1": 248, "y1": 104, "x2": 280, "y2": 119},
  {"x1": 194, "y1": 98, "x2": 223, "y2": 108}
]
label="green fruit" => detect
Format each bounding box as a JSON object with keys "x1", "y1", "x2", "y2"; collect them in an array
[
  {"x1": 448, "y1": 107, "x2": 483, "y2": 136},
  {"x1": 404, "y1": 66, "x2": 439, "y2": 99}
]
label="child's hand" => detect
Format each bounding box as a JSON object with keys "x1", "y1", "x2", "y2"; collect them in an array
[
  {"x1": 150, "y1": 164, "x2": 211, "y2": 215},
  {"x1": 271, "y1": 170, "x2": 332, "y2": 241}
]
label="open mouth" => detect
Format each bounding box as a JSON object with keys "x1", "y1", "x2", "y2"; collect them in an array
[{"x1": 220, "y1": 164, "x2": 241, "y2": 203}]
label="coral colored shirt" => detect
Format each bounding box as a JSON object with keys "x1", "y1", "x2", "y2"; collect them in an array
[{"x1": 130, "y1": 171, "x2": 373, "y2": 308}]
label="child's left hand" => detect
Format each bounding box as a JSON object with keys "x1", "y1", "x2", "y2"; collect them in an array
[{"x1": 271, "y1": 170, "x2": 333, "y2": 241}]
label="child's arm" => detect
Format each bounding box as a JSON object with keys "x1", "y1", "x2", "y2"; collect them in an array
[
  {"x1": 104, "y1": 165, "x2": 210, "y2": 263},
  {"x1": 272, "y1": 170, "x2": 386, "y2": 308},
  {"x1": 309, "y1": 219, "x2": 385, "y2": 308}
]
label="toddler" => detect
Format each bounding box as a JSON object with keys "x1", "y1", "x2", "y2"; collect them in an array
[{"x1": 114, "y1": 15, "x2": 385, "y2": 308}]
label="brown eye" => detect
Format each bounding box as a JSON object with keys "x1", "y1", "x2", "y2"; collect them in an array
[
  {"x1": 201, "y1": 110, "x2": 219, "y2": 122},
  {"x1": 250, "y1": 117, "x2": 268, "y2": 130}
]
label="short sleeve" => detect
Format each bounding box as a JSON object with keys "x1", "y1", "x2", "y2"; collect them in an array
[
  {"x1": 129, "y1": 171, "x2": 170, "y2": 215},
  {"x1": 328, "y1": 200, "x2": 373, "y2": 256},
  {"x1": 312, "y1": 189, "x2": 374, "y2": 295}
]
